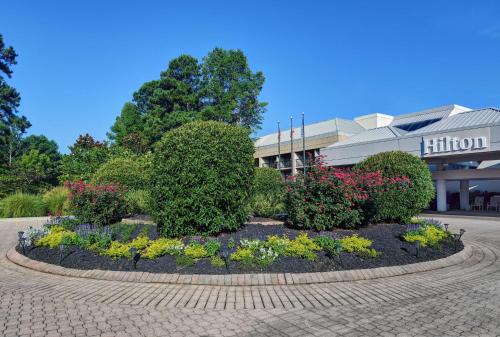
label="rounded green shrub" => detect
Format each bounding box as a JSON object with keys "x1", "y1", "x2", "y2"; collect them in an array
[
  {"x1": 0, "y1": 193, "x2": 47, "y2": 218},
  {"x1": 92, "y1": 155, "x2": 150, "y2": 191},
  {"x1": 354, "y1": 151, "x2": 435, "y2": 223},
  {"x1": 250, "y1": 167, "x2": 286, "y2": 217},
  {"x1": 149, "y1": 121, "x2": 255, "y2": 237},
  {"x1": 124, "y1": 189, "x2": 150, "y2": 215},
  {"x1": 43, "y1": 186, "x2": 70, "y2": 216}
]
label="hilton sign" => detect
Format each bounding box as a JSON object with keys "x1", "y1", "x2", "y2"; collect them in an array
[{"x1": 422, "y1": 136, "x2": 488, "y2": 155}]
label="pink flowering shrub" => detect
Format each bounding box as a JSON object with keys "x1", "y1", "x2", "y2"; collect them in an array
[
  {"x1": 354, "y1": 151, "x2": 435, "y2": 223},
  {"x1": 66, "y1": 181, "x2": 127, "y2": 226},
  {"x1": 286, "y1": 157, "x2": 410, "y2": 230}
]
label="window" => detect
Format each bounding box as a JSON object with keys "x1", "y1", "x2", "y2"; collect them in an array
[{"x1": 394, "y1": 118, "x2": 441, "y2": 132}]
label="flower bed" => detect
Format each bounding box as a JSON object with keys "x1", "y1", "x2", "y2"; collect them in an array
[{"x1": 16, "y1": 217, "x2": 463, "y2": 274}]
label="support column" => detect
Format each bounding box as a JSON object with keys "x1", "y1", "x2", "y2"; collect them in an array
[
  {"x1": 436, "y1": 179, "x2": 447, "y2": 212},
  {"x1": 291, "y1": 152, "x2": 298, "y2": 176},
  {"x1": 460, "y1": 180, "x2": 470, "y2": 210},
  {"x1": 258, "y1": 157, "x2": 264, "y2": 168}
]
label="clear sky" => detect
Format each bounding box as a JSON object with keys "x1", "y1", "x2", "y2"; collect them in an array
[{"x1": 3, "y1": 0, "x2": 500, "y2": 153}]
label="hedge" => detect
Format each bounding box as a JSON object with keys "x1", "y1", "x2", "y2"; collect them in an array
[
  {"x1": 92, "y1": 155, "x2": 150, "y2": 191},
  {"x1": 250, "y1": 167, "x2": 286, "y2": 217}
]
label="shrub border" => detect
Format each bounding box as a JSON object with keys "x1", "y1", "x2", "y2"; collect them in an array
[{"x1": 6, "y1": 244, "x2": 472, "y2": 286}]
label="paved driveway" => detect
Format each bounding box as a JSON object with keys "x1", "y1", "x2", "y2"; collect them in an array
[{"x1": 1, "y1": 216, "x2": 499, "y2": 337}]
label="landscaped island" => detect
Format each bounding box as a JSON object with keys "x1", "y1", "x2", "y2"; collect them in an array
[
  {"x1": 13, "y1": 121, "x2": 465, "y2": 275},
  {"x1": 17, "y1": 217, "x2": 462, "y2": 274}
]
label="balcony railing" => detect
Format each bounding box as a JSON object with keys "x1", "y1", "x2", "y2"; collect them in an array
[
  {"x1": 262, "y1": 162, "x2": 278, "y2": 169},
  {"x1": 262, "y1": 158, "x2": 316, "y2": 170},
  {"x1": 296, "y1": 158, "x2": 315, "y2": 167}
]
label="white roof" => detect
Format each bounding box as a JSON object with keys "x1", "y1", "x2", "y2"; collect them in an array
[
  {"x1": 390, "y1": 104, "x2": 471, "y2": 127},
  {"x1": 326, "y1": 126, "x2": 403, "y2": 147},
  {"x1": 254, "y1": 118, "x2": 365, "y2": 147},
  {"x1": 406, "y1": 108, "x2": 500, "y2": 134},
  {"x1": 255, "y1": 104, "x2": 486, "y2": 149},
  {"x1": 328, "y1": 107, "x2": 500, "y2": 149}
]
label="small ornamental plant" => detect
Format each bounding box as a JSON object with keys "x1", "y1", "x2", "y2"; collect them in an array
[
  {"x1": 66, "y1": 181, "x2": 127, "y2": 226},
  {"x1": 36, "y1": 226, "x2": 80, "y2": 249},
  {"x1": 285, "y1": 157, "x2": 410, "y2": 230},
  {"x1": 403, "y1": 220, "x2": 450, "y2": 248},
  {"x1": 230, "y1": 233, "x2": 324, "y2": 267},
  {"x1": 340, "y1": 234, "x2": 379, "y2": 258}
]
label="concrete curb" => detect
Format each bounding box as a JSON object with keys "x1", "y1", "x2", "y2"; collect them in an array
[{"x1": 6, "y1": 245, "x2": 473, "y2": 286}]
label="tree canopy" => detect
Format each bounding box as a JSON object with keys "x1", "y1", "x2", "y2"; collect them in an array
[
  {"x1": 19, "y1": 135, "x2": 61, "y2": 162},
  {"x1": 0, "y1": 34, "x2": 31, "y2": 166},
  {"x1": 60, "y1": 134, "x2": 109, "y2": 183},
  {"x1": 109, "y1": 48, "x2": 267, "y2": 150}
]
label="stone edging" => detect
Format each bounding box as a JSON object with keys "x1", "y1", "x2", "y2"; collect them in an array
[{"x1": 6, "y1": 245, "x2": 473, "y2": 286}]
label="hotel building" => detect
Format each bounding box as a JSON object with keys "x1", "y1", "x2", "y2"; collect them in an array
[{"x1": 254, "y1": 104, "x2": 500, "y2": 212}]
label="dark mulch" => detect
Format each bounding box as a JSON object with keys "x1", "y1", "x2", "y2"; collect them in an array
[{"x1": 18, "y1": 222, "x2": 464, "y2": 275}]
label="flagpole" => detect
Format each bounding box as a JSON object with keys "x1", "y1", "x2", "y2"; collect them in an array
[
  {"x1": 290, "y1": 115, "x2": 295, "y2": 175},
  {"x1": 277, "y1": 121, "x2": 281, "y2": 170},
  {"x1": 302, "y1": 112, "x2": 306, "y2": 176}
]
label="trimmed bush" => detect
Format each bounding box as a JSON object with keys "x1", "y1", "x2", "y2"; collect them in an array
[
  {"x1": 250, "y1": 167, "x2": 286, "y2": 217},
  {"x1": 66, "y1": 181, "x2": 127, "y2": 226},
  {"x1": 354, "y1": 151, "x2": 435, "y2": 223},
  {"x1": 43, "y1": 186, "x2": 70, "y2": 216},
  {"x1": 124, "y1": 189, "x2": 150, "y2": 215},
  {"x1": 0, "y1": 193, "x2": 47, "y2": 218},
  {"x1": 92, "y1": 155, "x2": 150, "y2": 191},
  {"x1": 149, "y1": 121, "x2": 255, "y2": 237}
]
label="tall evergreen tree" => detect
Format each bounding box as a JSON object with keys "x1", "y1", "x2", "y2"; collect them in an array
[
  {"x1": 200, "y1": 48, "x2": 267, "y2": 130},
  {"x1": 0, "y1": 34, "x2": 31, "y2": 166},
  {"x1": 109, "y1": 48, "x2": 266, "y2": 149}
]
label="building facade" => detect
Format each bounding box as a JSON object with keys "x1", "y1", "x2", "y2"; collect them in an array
[
  {"x1": 254, "y1": 104, "x2": 500, "y2": 212},
  {"x1": 254, "y1": 118, "x2": 365, "y2": 176}
]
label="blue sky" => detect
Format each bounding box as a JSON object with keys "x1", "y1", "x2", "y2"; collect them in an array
[{"x1": 3, "y1": 0, "x2": 500, "y2": 153}]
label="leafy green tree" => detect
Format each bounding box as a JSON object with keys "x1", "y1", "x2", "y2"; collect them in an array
[
  {"x1": 109, "y1": 49, "x2": 266, "y2": 148},
  {"x1": 60, "y1": 134, "x2": 109, "y2": 182},
  {"x1": 19, "y1": 135, "x2": 61, "y2": 162},
  {"x1": 108, "y1": 102, "x2": 143, "y2": 146},
  {"x1": 121, "y1": 132, "x2": 148, "y2": 154},
  {"x1": 0, "y1": 34, "x2": 31, "y2": 167},
  {"x1": 70, "y1": 133, "x2": 105, "y2": 151},
  {"x1": 109, "y1": 55, "x2": 202, "y2": 147},
  {"x1": 139, "y1": 54, "x2": 203, "y2": 144},
  {"x1": 15, "y1": 149, "x2": 58, "y2": 187},
  {"x1": 200, "y1": 48, "x2": 267, "y2": 130}
]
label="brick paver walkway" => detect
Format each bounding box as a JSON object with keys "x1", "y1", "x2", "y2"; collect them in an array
[{"x1": 1, "y1": 216, "x2": 499, "y2": 336}]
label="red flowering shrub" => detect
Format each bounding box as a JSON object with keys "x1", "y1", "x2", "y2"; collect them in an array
[
  {"x1": 286, "y1": 157, "x2": 410, "y2": 230},
  {"x1": 66, "y1": 181, "x2": 127, "y2": 226}
]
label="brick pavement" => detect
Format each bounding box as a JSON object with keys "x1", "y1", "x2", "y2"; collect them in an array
[{"x1": 1, "y1": 216, "x2": 499, "y2": 336}]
